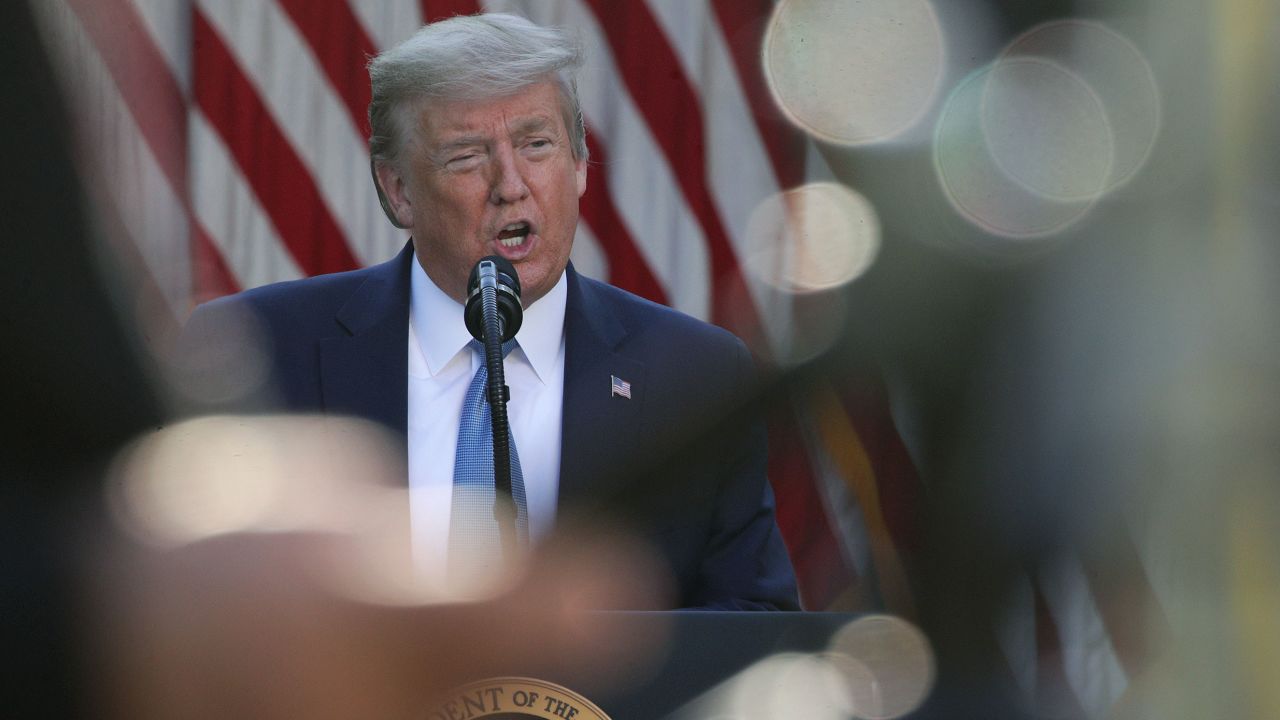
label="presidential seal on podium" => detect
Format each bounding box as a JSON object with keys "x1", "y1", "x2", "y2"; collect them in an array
[{"x1": 425, "y1": 677, "x2": 612, "y2": 720}]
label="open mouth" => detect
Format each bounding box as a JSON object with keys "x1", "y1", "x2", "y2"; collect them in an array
[{"x1": 497, "y1": 221, "x2": 531, "y2": 248}]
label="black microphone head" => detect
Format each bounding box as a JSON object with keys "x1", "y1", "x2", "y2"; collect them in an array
[
  {"x1": 464, "y1": 256, "x2": 523, "y2": 344},
  {"x1": 466, "y1": 255, "x2": 521, "y2": 297}
]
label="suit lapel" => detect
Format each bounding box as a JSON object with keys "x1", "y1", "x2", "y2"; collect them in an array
[
  {"x1": 318, "y1": 242, "x2": 413, "y2": 439},
  {"x1": 558, "y1": 268, "x2": 647, "y2": 512}
]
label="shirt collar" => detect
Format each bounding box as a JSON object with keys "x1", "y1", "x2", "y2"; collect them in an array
[
  {"x1": 515, "y1": 266, "x2": 567, "y2": 384},
  {"x1": 409, "y1": 251, "x2": 566, "y2": 383}
]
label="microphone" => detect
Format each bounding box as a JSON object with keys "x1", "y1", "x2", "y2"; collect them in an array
[
  {"x1": 464, "y1": 256, "x2": 523, "y2": 344},
  {"x1": 462, "y1": 256, "x2": 523, "y2": 555}
]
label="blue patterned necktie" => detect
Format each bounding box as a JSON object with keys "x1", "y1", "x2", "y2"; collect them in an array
[{"x1": 450, "y1": 339, "x2": 529, "y2": 572}]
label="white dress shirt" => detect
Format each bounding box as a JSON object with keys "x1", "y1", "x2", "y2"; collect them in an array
[{"x1": 406, "y1": 254, "x2": 566, "y2": 579}]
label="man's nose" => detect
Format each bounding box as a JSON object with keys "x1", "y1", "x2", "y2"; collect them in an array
[{"x1": 488, "y1": 145, "x2": 530, "y2": 204}]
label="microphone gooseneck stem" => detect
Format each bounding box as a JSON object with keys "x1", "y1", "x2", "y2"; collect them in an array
[{"x1": 480, "y1": 282, "x2": 517, "y2": 555}]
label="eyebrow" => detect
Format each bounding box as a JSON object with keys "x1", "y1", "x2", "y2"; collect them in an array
[
  {"x1": 508, "y1": 116, "x2": 555, "y2": 137},
  {"x1": 432, "y1": 116, "x2": 560, "y2": 158}
]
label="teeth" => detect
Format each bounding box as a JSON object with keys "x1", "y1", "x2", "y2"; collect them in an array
[{"x1": 497, "y1": 221, "x2": 531, "y2": 248}]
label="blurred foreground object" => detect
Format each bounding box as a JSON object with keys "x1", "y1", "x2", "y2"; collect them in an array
[
  {"x1": 93, "y1": 532, "x2": 666, "y2": 720},
  {"x1": 0, "y1": 0, "x2": 165, "y2": 715},
  {"x1": 836, "y1": 1, "x2": 1280, "y2": 718},
  {"x1": 90, "y1": 417, "x2": 669, "y2": 719}
]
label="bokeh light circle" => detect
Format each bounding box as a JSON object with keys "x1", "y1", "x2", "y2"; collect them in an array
[
  {"x1": 106, "y1": 415, "x2": 404, "y2": 545},
  {"x1": 110, "y1": 416, "x2": 285, "y2": 545},
  {"x1": 763, "y1": 0, "x2": 945, "y2": 145},
  {"x1": 934, "y1": 65, "x2": 1105, "y2": 239},
  {"x1": 727, "y1": 653, "x2": 856, "y2": 720},
  {"x1": 980, "y1": 57, "x2": 1115, "y2": 202},
  {"x1": 1001, "y1": 20, "x2": 1161, "y2": 191},
  {"x1": 827, "y1": 615, "x2": 935, "y2": 719},
  {"x1": 743, "y1": 182, "x2": 881, "y2": 294},
  {"x1": 162, "y1": 302, "x2": 273, "y2": 407},
  {"x1": 106, "y1": 416, "x2": 556, "y2": 607}
]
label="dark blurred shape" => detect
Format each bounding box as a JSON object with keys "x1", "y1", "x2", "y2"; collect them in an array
[
  {"x1": 814, "y1": 0, "x2": 1275, "y2": 715},
  {"x1": 0, "y1": 4, "x2": 163, "y2": 484},
  {"x1": 0, "y1": 1, "x2": 165, "y2": 717}
]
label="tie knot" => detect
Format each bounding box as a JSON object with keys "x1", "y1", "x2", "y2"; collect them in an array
[{"x1": 469, "y1": 338, "x2": 517, "y2": 359}]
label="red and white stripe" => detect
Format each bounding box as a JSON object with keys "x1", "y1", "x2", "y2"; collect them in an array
[{"x1": 997, "y1": 531, "x2": 1170, "y2": 719}]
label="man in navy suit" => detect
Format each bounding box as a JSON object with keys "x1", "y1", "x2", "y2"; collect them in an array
[{"x1": 180, "y1": 13, "x2": 797, "y2": 610}]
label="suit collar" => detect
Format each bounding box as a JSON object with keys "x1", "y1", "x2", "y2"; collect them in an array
[
  {"x1": 334, "y1": 241, "x2": 413, "y2": 336},
  {"x1": 320, "y1": 241, "x2": 413, "y2": 438},
  {"x1": 562, "y1": 263, "x2": 628, "y2": 377},
  {"x1": 558, "y1": 265, "x2": 646, "y2": 511}
]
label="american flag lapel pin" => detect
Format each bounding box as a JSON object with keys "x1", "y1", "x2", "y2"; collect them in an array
[{"x1": 610, "y1": 375, "x2": 632, "y2": 399}]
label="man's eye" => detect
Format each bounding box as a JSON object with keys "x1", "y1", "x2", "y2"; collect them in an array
[
  {"x1": 527, "y1": 139, "x2": 551, "y2": 150},
  {"x1": 447, "y1": 154, "x2": 480, "y2": 168}
]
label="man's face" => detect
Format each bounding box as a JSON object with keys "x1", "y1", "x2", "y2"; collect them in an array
[{"x1": 378, "y1": 80, "x2": 587, "y2": 306}]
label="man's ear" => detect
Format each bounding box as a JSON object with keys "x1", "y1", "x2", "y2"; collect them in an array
[
  {"x1": 372, "y1": 160, "x2": 412, "y2": 229},
  {"x1": 575, "y1": 156, "x2": 587, "y2": 198}
]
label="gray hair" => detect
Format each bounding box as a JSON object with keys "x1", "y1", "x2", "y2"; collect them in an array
[{"x1": 368, "y1": 12, "x2": 588, "y2": 171}]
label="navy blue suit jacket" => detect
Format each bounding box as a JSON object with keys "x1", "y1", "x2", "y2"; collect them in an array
[{"x1": 181, "y1": 243, "x2": 799, "y2": 610}]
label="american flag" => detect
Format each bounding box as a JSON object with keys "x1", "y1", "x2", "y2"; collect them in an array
[
  {"x1": 34, "y1": 0, "x2": 918, "y2": 618},
  {"x1": 610, "y1": 375, "x2": 631, "y2": 400}
]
